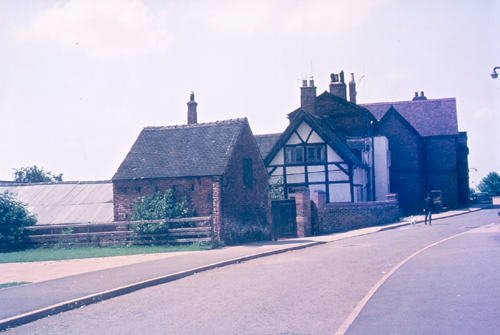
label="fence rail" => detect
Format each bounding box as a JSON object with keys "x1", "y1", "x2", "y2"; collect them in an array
[{"x1": 26, "y1": 216, "x2": 213, "y2": 247}]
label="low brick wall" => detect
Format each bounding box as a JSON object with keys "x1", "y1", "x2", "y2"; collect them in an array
[{"x1": 318, "y1": 201, "x2": 400, "y2": 234}]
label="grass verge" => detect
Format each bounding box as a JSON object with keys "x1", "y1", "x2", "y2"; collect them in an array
[
  {"x1": 0, "y1": 243, "x2": 215, "y2": 263},
  {"x1": 0, "y1": 282, "x2": 31, "y2": 289}
]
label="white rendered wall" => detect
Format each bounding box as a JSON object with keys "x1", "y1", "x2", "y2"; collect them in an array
[{"x1": 374, "y1": 136, "x2": 390, "y2": 201}]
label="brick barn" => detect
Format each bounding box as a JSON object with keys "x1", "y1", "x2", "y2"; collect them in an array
[
  {"x1": 112, "y1": 94, "x2": 271, "y2": 243},
  {"x1": 362, "y1": 92, "x2": 469, "y2": 213}
]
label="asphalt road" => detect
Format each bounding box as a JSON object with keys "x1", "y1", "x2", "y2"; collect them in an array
[{"x1": 6, "y1": 208, "x2": 499, "y2": 335}]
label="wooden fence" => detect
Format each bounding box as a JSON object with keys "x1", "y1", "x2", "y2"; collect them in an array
[{"x1": 25, "y1": 216, "x2": 213, "y2": 247}]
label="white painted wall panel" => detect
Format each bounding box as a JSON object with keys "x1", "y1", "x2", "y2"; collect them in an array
[
  {"x1": 296, "y1": 122, "x2": 312, "y2": 141},
  {"x1": 328, "y1": 168, "x2": 349, "y2": 181},
  {"x1": 270, "y1": 148, "x2": 284, "y2": 165},
  {"x1": 308, "y1": 165, "x2": 325, "y2": 182},
  {"x1": 287, "y1": 133, "x2": 301, "y2": 144},
  {"x1": 286, "y1": 166, "x2": 305, "y2": 183},
  {"x1": 307, "y1": 131, "x2": 324, "y2": 143},
  {"x1": 329, "y1": 183, "x2": 351, "y2": 202},
  {"x1": 327, "y1": 146, "x2": 342, "y2": 162}
]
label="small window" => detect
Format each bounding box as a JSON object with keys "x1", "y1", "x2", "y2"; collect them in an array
[
  {"x1": 285, "y1": 144, "x2": 324, "y2": 163},
  {"x1": 285, "y1": 146, "x2": 305, "y2": 163},
  {"x1": 306, "y1": 145, "x2": 325, "y2": 162},
  {"x1": 243, "y1": 158, "x2": 253, "y2": 187}
]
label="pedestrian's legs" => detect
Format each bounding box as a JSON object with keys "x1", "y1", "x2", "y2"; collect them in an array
[
  {"x1": 429, "y1": 211, "x2": 432, "y2": 225},
  {"x1": 424, "y1": 210, "x2": 429, "y2": 225}
]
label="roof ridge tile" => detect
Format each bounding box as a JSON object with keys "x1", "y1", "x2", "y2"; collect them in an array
[{"x1": 144, "y1": 118, "x2": 247, "y2": 131}]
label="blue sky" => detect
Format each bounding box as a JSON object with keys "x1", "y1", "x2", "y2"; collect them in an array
[{"x1": 0, "y1": 0, "x2": 498, "y2": 187}]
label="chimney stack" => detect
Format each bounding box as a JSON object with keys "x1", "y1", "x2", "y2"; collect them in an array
[
  {"x1": 329, "y1": 70, "x2": 347, "y2": 100},
  {"x1": 187, "y1": 91, "x2": 198, "y2": 124},
  {"x1": 300, "y1": 78, "x2": 317, "y2": 114},
  {"x1": 412, "y1": 91, "x2": 427, "y2": 101},
  {"x1": 348, "y1": 73, "x2": 357, "y2": 104}
]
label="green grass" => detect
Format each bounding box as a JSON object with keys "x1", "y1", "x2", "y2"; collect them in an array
[
  {"x1": 0, "y1": 244, "x2": 214, "y2": 263},
  {"x1": 0, "y1": 282, "x2": 31, "y2": 289}
]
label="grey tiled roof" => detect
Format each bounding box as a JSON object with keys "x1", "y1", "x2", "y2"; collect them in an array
[
  {"x1": 254, "y1": 133, "x2": 281, "y2": 159},
  {"x1": 361, "y1": 98, "x2": 458, "y2": 137},
  {"x1": 113, "y1": 119, "x2": 248, "y2": 180}
]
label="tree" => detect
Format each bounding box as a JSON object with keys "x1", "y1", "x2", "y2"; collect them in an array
[
  {"x1": 131, "y1": 190, "x2": 192, "y2": 234},
  {"x1": 0, "y1": 191, "x2": 37, "y2": 250},
  {"x1": 478, "y1": 172, "x2": 500, "y2": 195},
  {"x1": 13, "y1": 166, "x2": 63, "y2": 183}
]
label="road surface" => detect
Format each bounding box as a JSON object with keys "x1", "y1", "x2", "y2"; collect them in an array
[{"x1": 6, "y1": 208, "x2": 499, "y2": 334}]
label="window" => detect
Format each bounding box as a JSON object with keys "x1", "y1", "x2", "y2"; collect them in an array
[
  {"x1": 285, "y1": 146, "x2": 304, "y2": 163},
  {"x1": 243, "y1": 158, "x2": 253, "y2": 187},
  {"x1": 306, "y1": 145, "x2": 325, "y2": 162},
  {"x1": 285, "y1": 144, "x2": 325, "y2": 164}
]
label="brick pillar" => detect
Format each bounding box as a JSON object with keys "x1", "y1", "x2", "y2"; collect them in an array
[
  {"x1": 212, "y1": 180, "x2": 222, "y2": 241},
  {"x1": 294, "y1": 187, "x2": 311, "y2": 237}
]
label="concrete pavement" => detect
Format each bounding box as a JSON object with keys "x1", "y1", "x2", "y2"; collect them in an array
[{"x1": 0, "y1": 207, "x2": 481, "y2": 331}]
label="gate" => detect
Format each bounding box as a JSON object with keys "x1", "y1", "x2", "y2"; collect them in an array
[{"x1": 271, "y1": 199, "x2": 297, "y2": 238}]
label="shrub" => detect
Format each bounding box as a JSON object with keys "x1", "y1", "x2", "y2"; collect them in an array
[
  {"x1": 0, "y1": 191, "x2": 37, "y2": 251},
  {"x1": 131, "y1": 190, "x2": 192, "y2": 235}
]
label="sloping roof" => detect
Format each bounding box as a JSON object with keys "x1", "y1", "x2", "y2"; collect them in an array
[
  {"x1": 0, "y1": 181, "x2": 113, "y2": 225},
  {"x1": 379, "y1": 106, "x2": 420, "y2": 137},
  {"x1": 254, "y1": 133, "x2": 281, "y2": 159},
  {"x1": 113, "y1": 118, "x2": 248, "y2": 180},
  {"x1": 263, "y1": 110, "x2": 363, "y2": 167},
  {"x1": 361, "y1": 98, "x2": 458, "y2": 137}
]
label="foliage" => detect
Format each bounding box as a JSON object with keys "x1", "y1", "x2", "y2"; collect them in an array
[
  {"x1": 131, "y1": 190, "x2": 192, "y2": 234},
  {"x1": 477, "y1": 172, "x2": 500, "y2": 195},
  {"x1": 269, "y1": 177, "x2": 285, "y2": 200},
  {"x1": 13, "y1": 165, "x2": 63, "y2": 183},
  {"x1": 0, "y1": 192, "x2": 37, "y2": 250}
]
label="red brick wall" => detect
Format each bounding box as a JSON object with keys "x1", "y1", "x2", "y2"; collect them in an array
[
  {"x1": 113, "y1": 176, "x2": 218, "y2": 221},
  {"x1": 379, "y1": 113, "x2": 425, "y2": 214},
  {"x1": 424, "y1": 136, "x2": 460, "y2": 209},
  {"x1": 319, "y1": 201, "x2": 400, "y2": 233},
  {"x1": 220, "y1": 124, "x2": 271, "y2": 243}
]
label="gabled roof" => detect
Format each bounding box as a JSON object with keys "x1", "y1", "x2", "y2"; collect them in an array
[
  {"x1": 379, "y1": 106, "x2": 420, "y2": 137},
  {"x1": 361, "y1": 98, "x2": 458, "y2": 137},
  {"x1": 254, "y1": 133, "x2": 281, "y2": 159},
  {"x1": 113, "y1": 118, "x2": 249, "y2": 180},
  {"x1": 288, "y1": 91, "x2": 376, "y2": 120},
  {"x1": 263, "y1": 110, "x2": 363, "y2": 167}
]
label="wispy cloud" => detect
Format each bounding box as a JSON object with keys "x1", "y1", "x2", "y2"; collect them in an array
[
  {"x1": 18, "y1": 0, "x2": 171, "y2": 60},
  {"x1": 187, "y1": 0, "x2": 389, "y2": 36}
]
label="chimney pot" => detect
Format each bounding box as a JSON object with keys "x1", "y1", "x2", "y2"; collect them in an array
[
  {"x1": 302, "y1": 80, "x2": 308, "y2": 87},
  {"x1": 309, "y1": 79, "x2": 315, "y2": 87}
]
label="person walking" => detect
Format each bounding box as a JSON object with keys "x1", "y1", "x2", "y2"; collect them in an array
[{"x1": 423, "y1": 194, "x2": 433, "y2": 225}]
